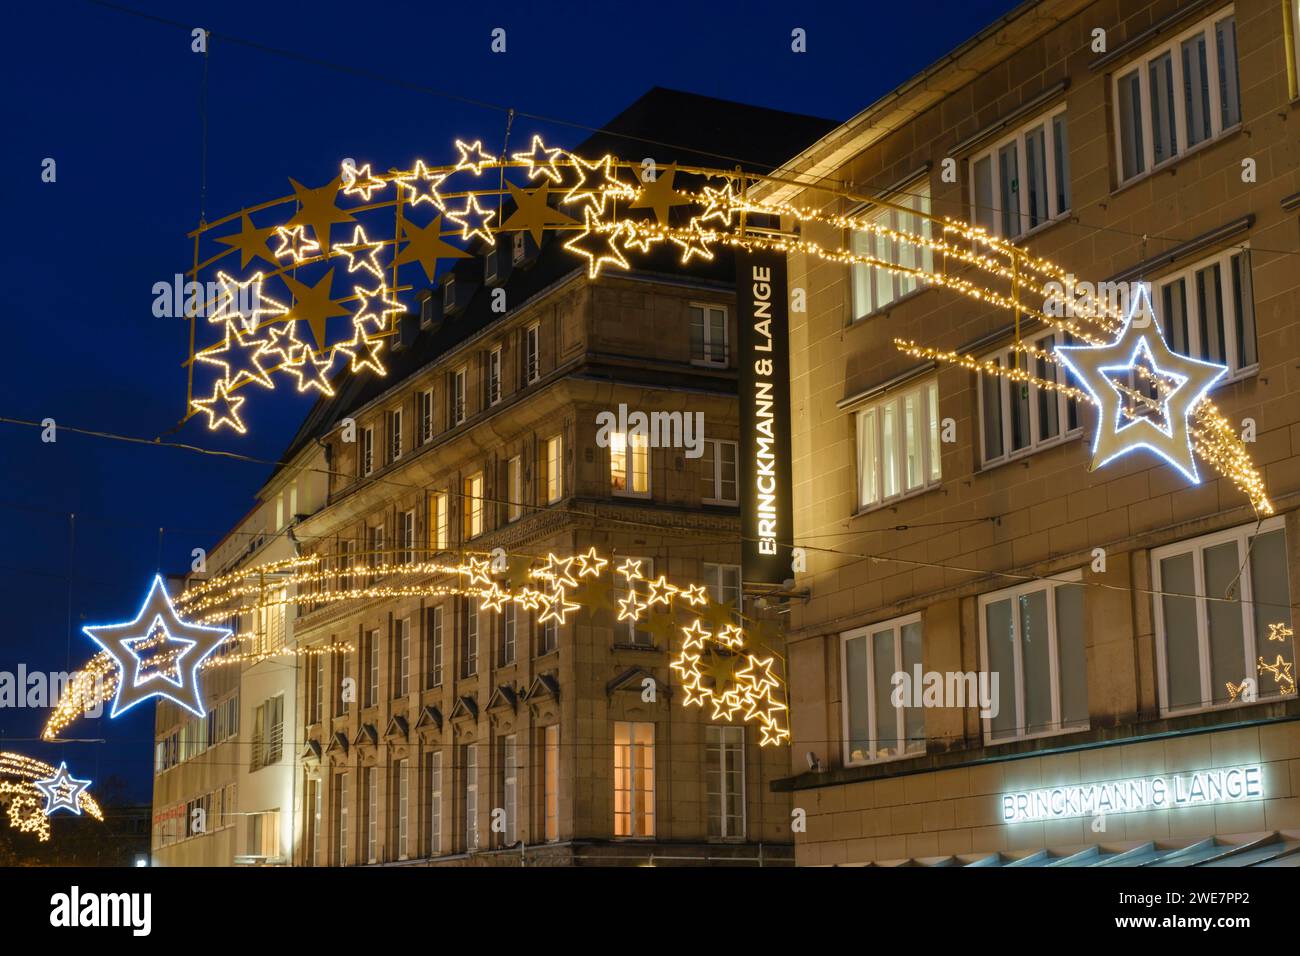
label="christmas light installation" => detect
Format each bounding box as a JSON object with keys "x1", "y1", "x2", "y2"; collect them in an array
[
  {"x1": 49, "y1": 547, "x2": 790, "y2": 746},
  {"x1": 33, "y1": 762, "x2": 91, "y2": 816},
  {"x1": 0, "y1": 753, "x2": 103, "y2": 842},
  {"x1": 82, "y1": 574, "x2": 232, "y2": 718}
]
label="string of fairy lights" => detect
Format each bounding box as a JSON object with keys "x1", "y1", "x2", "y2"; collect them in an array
[
  {"x1": 0, "y1": 752, "x2": 103, "y2": 842},
  {"x1": 43, "y1": 546, "x2": 791, "y2": 748}
]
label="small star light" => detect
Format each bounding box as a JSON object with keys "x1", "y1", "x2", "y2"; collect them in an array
[
  {"x1": 511, "y1": 135, "x2": 564, "y2": 183},
  {"x1": 82, "y1": 575, "x2": 232, "y2": 718},
  {"x1": 1054, "y1": 283, "x2": 1228, "y2": 482},
  {"x1": 1268, "y1": 622, "x2": 1293, "y2": 643},
  {"x1": 453, "y1": 139, "x2": 497, "y2": 176},
  {"x1": 33, "y1": 763, "x2": 91, "y2": 816},
  {"x1": 340, "y1": 162, "x2": 386, "y2": 201}
]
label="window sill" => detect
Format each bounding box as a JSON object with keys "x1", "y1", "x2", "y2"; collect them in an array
[
  {"x1": 849, "y1": 286, "x2": 932, "y2": 326},
  {"x1": 990, "y1": 211, "x2": 1072, "y2": 247},
  {"x1": 978, "y1": 428, "x2": 1083, "y2": 475},
  {"x1": 690, "y1": 359, "x2": 729, "y2": 370},
  {"x1": 852, "y1": 480, "x2": 942, "y2": 518},
  {"x1": 984, "y1": 722, "x2": 1089, "y2": 748},
  {"x1": 702, "y1": 498, "x2": 739, "y2": 508},
  {"x1": 1111, "y1": 124, "x2": 1244, "y2": 200},
  {"x1": 1161, "y1": 693, "x2": 1296, "y2": 720},
  {"x1": 612, "y1": 643, "x2": 661, "y2": 653},
  {"x1": 843, "y1": 747, "x2": 925, "y2": 769},
  {"x1": 613, "y1": 490, "x2": 651, "y2": 501}
]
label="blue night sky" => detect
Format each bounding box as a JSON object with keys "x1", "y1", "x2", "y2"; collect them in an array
[{"x1": 1, "y1": 0, "x2": 1020, "y2": 800}]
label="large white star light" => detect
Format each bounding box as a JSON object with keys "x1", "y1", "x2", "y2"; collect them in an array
[
  {"x1": 82, "y1": 575, "x2": 232, "y2": 718},
  {"x1": 1054, "y1": 283, "x2": 1227, "y2": 483},
  {"x1": 33, "y1": 762, "x2": 91, "y2": 816}
]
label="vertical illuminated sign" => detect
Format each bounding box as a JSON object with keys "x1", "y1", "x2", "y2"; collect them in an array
[{"x1": 736, "y1": 248, "x2": 793, "y2": 586}]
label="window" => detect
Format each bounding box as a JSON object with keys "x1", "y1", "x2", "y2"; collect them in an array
[
  {"x1": 419, "y1": 388, "x2": 434, "y2": 444},
  {"x1": 622, "y1": 557, "x2": 653, "y2": 646},
  {"x1": 255, "y1": 589, "x2": 286, "y2": 654},
  {"x1": 365, "y1": 768, "x2": 378, "y2": 864},
  {"x1": 703, "y1": 563, "x2": 742, "y2": 621},
  {"x1": 498, "y1": 734, "x2": 518, "y2": 847},
  {"x1": 613, "y1": 721, "x2": 655, "y2": 837},
  {"x1": 400, "y1": 509, "x2": 416, "y2": 564},
  {"x1": 507, "y1": 456, "x2": 522, "y2": 521},
  {"x1": 311, "y1": 653, "x2": 323, "y2": 724},
  {"x1": 980, "y1": 574, "x2": 1089, "y2": 742},
  {"x1": 610, "y1": 431, "x2": 649, "y2": 496},
  {"x1": 426, "y1": 751, "x2": 443, "y2": 856},
  {"x1": 430, "y1": 491, "x2": 448, "y2": 552},
  {"x1": 971, "y1": 105, "x2": 1070, "y2": 237},
  {"x1": 850, "y1": 181, "x2": 933, "y2": 320},
  {"x1": 395, "y1": 617, "x2": 410, "y2": 697},
  {"x1": 387, "y1": 408, "x2": 403, "y2": 462},
  {"x1": 463, "y1": 744, "x2": 479, "y2": 851},
  {"x1": 250, "y1": 694, "x2": 284, "y2": 770},
  {"x1": 365, "y1": 629, "x2": 379, "y2": 707},
  {"x1": 543, "y1": 435, "x2": 562, "y2": 504},
  {"x1": 689, "y1": 303, "x2": 728, "y2": 366},
  {"x1": 426, "y1": 605, "x2": 444, "y2": 687},
  {"x1": 367, "y1": 523, "x2": 384, "y2": 572},
  {"x1": 1155, "y1": 248, "x2": 1257, "y2": 378},
  {"x1": 361, "y1": 426, "x2": 374, "y2": 477},
  {"x1": 460, "y1": 598, "x2": 479, "y2": 678},
  {"x1": 463, "y1": 473, "x2": 483, "y2": 539},
  {"x1": 706, "y1": 725, "x2": 745, "y2": 839},
  {"x1": 450, "y1": 368, "x2": 467, "y2": 426},
  {"x1": 701, "y1": 439, "x2": 738, "y2": 505},
  {"x1": 498, "y1": 602, "x2": 516, "y2": 665},
  {"x1": 488, "y1": 346, "x2": 502, "y2": 405},
  {"x1": 524, "y1": 323, "x2": 540, "y2": 383},
  {"x1": 338, "y1": 539, "x2": 354, "y2": 591},
  {"x1": 979, "y1": 330, "x2": 1080, "y2": 467},
  {"x1": 539, "y1": 612, "x2": 558, "y2": 655},
  {"x1": 335, "y1": 772, "x2": 349, "y2": 866},
  {"x1": 335, "y1": 649, "x2": 351, "y2": 717},
  {"x1": 308, "y1": 778, "x2": 321, "y2": 866},
  {"x1": 1112, "y1": 8, "x2": 1241, "y2": 184},
  {"x1": 1153, "y1": 517, "x2": 1295, "y2": 714},
  {"x1": 856, "y1": 379, "x2": 942, "y2": 508},
  {"x1": 542, "y1": 725, "x2": 559, "y2": 842},
  {"x1": 842, "y1": 614, "x2": 925, "y2": 764},
  {"x1": 246, "y1": 809, "x2": 279, "y2": 858},
  {"x1": 395, "y1": 759, "x2": 409, "y2": 860}
]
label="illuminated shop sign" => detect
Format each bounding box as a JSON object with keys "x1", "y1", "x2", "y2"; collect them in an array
[
  {"x1": 1001, "y1": 765, "x2": 1263, "y2": 823},
  {"x1": 736, "y1": 248, "x2": 793, "y2": 586}
]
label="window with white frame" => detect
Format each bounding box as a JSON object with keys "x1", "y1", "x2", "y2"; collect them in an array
[
  {"x1": 463, "y1": 743, "x2": 478, "y2": 851},
  {"x1": 312, "y1": 653, "x2": 323, "y2": 724},
  {"x1": 542, "y1": 724, "x2": 559, "y2": 842},
  {"x1": 394, "y1": 758, "x2": 409, "y2": 860},
  {"x1": 430, "y1": 491, "x2": 448, "y2": 552},
  {"x1": 540, "y1": 610, "x2": 558, "y2": 655},
  {"x1": 361, "y1": 426, "x2": 374, "y2": 477},
  {"x1": 842, "y1": 614, "x2": 925, "y2": 764},
  {"x1": 419, "y1": 388, "x2": 434, "y2": 444},
  {"x1": 367, "y1": 523, "x2": 384, "y2": 571},
  {"x1": 544, "y1": 435, "x2": 562, "y2": 503},
  {"x1": 689, "y1": 303, "x2": 728, "y2": 366},
  {"x1": 365, "y1": 629, "x2": 379, "y2": 707},
  {"x1": 613, "y1": 721, "x2": 655, "y2": 837},
  {"x1": 488, "y1": 346, "x2": 502, "y2": 405},
  {"x1": 1113, "y1": 7, "x2": 1242, "y2": 184},
  {"x1": 338, "y1": 539, "x2": 354, "y2": 591},
  {"x1": 365, "y1": 767, "x2": 378, "y2": 864},
  {"x1": 703, "y1": 563, "x2": 741, "y2": 621},
  {"x1": 1154, "y1": 247, "x2": 1257, "y2": 378},
  {"x1": 706, "y1": 725, "x2": 745, "y2": 840},
  {"x1": 610, "y1": 431, "x2": 649, "y2": 496},
  {"x1": 335, "y1": 772, "x2": 349, "y2": 866},
  {"x1": 426, "y1": 750, "x2": 442, "y2": 856},
  {"x1": 335, "y1": 650, "x2": 351, "y2": 717},
  {"x1": 450, "y1": 368, "x2": 467, "y2": 427},
  {"x1": 395, "y1": 617, "x2": 410, "y2": 697},
  {"x1": 971, "y1": 105, "x2": 1070, "y2": 238},
  {"x1": 387, "y1": 408, "x2": 402, "y2": 463},
  {"x1": 979, "y1": 329, "x2": 1080, "y2": 467},
  {"x1": 700, "y1": 438, "x2": 738, "y2": 505},
  {"x1": 309, "y1": 778, "x2": 321, "y2": 865},
  {"x1": 524, "y1": 323, "x2": 540, "y2": 383},
  {"x1": 499, "y1": 602, "x2": 516, "y2": 665},
  {"x1": 622, "y1": 556, "x2": 653, "y2": 646},
  {"x1": 980, "y1": 574, "x2": 1089, "y2": 743},
  {"x1": 400, "y1": 509, "x2": 416, "y2": 564},
  {"x1": 850, "y1": 181, "x2": 933, "y2": 320},
  {"x1": 507, "y1": 455, "x2": 522, "y2": 521},
  {"x1": 463, "y1": 473, "x2": 483, "y2": 539},
  {"x1": 1153, "y1": 517, "x2": 1294, "y2": 714},
  {"x1": 855, "y1": 379, "x2": 941, "y2": 509},
  {"x1": 426, "y1": 605, "x2": 443, "y2": 687},
  {"x1": 460, "y1": 597, "x2": 479, "y2": 678},
  {"x1": 498, "y1": 734, "x2": 517, "y2": 847}
]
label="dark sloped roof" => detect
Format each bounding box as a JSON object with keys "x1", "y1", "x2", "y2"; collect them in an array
[{"x1": 272, "y1": 87, "x2": 838, "y2": 471}]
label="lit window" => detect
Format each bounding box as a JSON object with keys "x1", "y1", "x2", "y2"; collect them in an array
[
  {"x1": 979, "y1": 574, "x2": 1089, "y2": 743},
  {"x1": 1153, "y1": 517, "x2": 1294, "y2": 714},
  {"x1": 979, "y1": 333, "x2": 1079, "y2": 467},
  {"x1": 850, "y1": 181, "x2": 932, "y2": 320},
  {"x1": 1113, "y1": 8, "x2": 1241, "y2": 184},
  {"x1": 613, "y1": 721, "x2": 655, "y2": 837},
  {"x1": 705, "y1": 725, "x2": 745, "y2": 839},
  {"x1": 463, "y1": 473, "x2": 483, "y2": 539},
  {"x1": 971, "y1": 106, "x2": 1069, "y2": 237},
  {"x1": 430, "y1": 492, "x2": 448, "y2": 552},
  {"x1": 689, "y1": 303, "x2": 728, "y2": 366},
  {"x1": 544, "y1": 435, "x2": 562, "y2": 504},
  {"x1": 856, "y1": 378, "x2": 942, "y2": 508},
  {"x1": 701, "y1": 439, "x2": 738, "y2": 505},
  {"x1": 507, "y1": 456, "x2": 522, "y2": 521},
  {"x1": 610, "y1": 431, "x2": 649, "y2": 496},
  {"x1": 842, "y1": 614, "x2": 924, "y2": 764}
]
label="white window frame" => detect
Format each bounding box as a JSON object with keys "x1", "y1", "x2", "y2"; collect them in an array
[
  {"x1": 1153, "y1": 245, "x2": 1257, "y2": 381},
  {"x1": 500, "y1": 601, "x2": 516, "y2": 665},
  {"x1": 388, "y1": 408, "x2": 402, "y2": 462},
  {"x1": 507, "y1": 455, "x2": 522, "y2": 522},
  {"x1": 427, "y1": 605, "x2": 444, "y2": 688},
  {"x1": 978, "y1": 329, "x2": 1081, "y2": 469},
  {"x1": 460, "y1": 597, "x2": 479, "y2": 678},
  {"x1": 400, "y1": 509, "x2": 416, "y2": 564},
  {"x1": 855, "y1": 378, "x2": 942, "y2": 510},
  {"x1": 427, "y1": 750, "x2": 442, "y2": 856},
  {"x1": 701, "y1": 438, "x2": 738, "y2": 506},
  {"x1": 419, "y1": 388, "x2": 434, "y2": 444},
  {"x1": 705, "y1": 724, "x2": 746, "y2": 841},
  {"x1": 689, "y1": 302, "x2": 729, "y2": 367},
  {"x1": 622, "y1": 556, "x2": 654, "y2": 646},
  {"x1": 703, "y1": 563, "x2": 742, "y2": 619},
  {"x1": 850, "y1": 180, "x2": 933, "y2": 321},
  {"x1": 840, "y1": 613, "x2": 925, "y2": 767},
  {"x1": 465, "y1": 473, "x2": 483, "y2": 538},
  {"x1": 978, "y1": 570, "x2": 1088, "y2": 744},
  {"x1": 396, "y1": 758, "x2": 409, "y2": 860},
  {"x1": 613, "y1": 720, "x2": 655, "y2": 838},
  {"x1": 524, "y1": 323, "x2": 540, "y2": 383},
  {"x1": 1111, "y1": 6, "x2": 1242, "y2": 186},
  {"x1": 361, "y1": 426, "x2": 374, "y2": 477},
  {"x1": 366, "y1": 628, "x2": 380, "y2": 707},
  {"x1": 544, "y1": 435, "x2": 562, "y2": 504},
  {"x1": 464, "y1": 743, "x2": 479, "y2": 851},
  {"x1": 366, "y1": 767, "x2": 378, "y2": 864},
  {"x1": 396, "y1": 617, "x2": 410, "y2": 696},
  {"x1": 969, "y1": 103, "x2": 1070, "y2": 238},
  {"x1": 431, "y1": 491, "x2": 448, "y2": 552},
  {"x1": 500, "y1": 734, "x2": 518, "y2": 847},
  {"x1": 336, "y1": 772, "x2": 349, "y2": 866},
  {"x1": 543, "y1": 724, "x2": 559, "y2": 842},
  {"x1": 451, "y1": 367, "x2": 467, "y2": 427},
  {"x1": 610, "y1": 431, "x2": 650, "y2": 498},
  {"x1": 1151, "y1": 515, "x2": 1294, "y2": 716},
  {"x1": 488, "y1": 346, "x2": 502, "y2": 406}
]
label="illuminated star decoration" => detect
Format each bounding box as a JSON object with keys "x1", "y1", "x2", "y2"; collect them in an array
[
  {"x1": 511, "y1": 135, "x2": 564, "y2": 183},
  {"x1": 453, "y1": 139, "x2": 497, "y2": 176},
  {"x1": 1054, "y1": 284, "x2": 1227, "y2": 483},
  {"x1": 499, "y1": 181, "x2": 577, "y2": 244},
  {"x1": 285, "y1": 176, "x2": 356, "y2": 253},
  {"x1": 1258, "y1": 655, "x2": 1297, "y2": 695},
  {"x1": 215, "y1": 211, "x2": 279, "y2": 269},
  {"x1": 394, "y1": 159, "x2": 449, "y2": 210},
  {"x1": 564, "y1": 208, "x2": 629, "y2": 279},
  {"x1": 630, "y1": 162, "x2": 692, "y2": 224},
  {"x1": 446, "y1": 194, "x2": 497, "y2": 245},
  {"x1": 335, "y1": 225, "x2": 386, "y2": 279},
  {"x1": 82, "y1": 574, "x2": 232, "y2": 718},
  {"x1": 340, "y1": 162, "x2": 386, "y2": 201},
  {"x1": 191, "y1": 379, "x2": 247, "y2": 433},
  {"x1": 33, "y1": 763, "x2": 90, "y2": 816}
]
